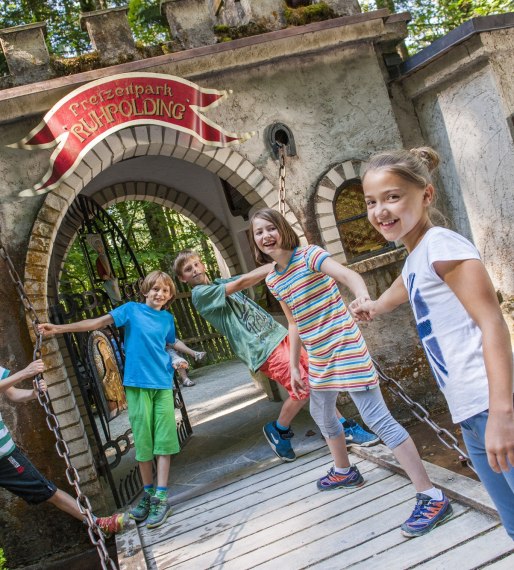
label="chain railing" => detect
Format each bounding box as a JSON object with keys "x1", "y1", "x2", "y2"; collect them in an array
[
  {"x1": 277, "y1": 142, "x2": 287, "y2": 216},
  {"x1": 0, "y1": 237, "x2": 117, "y2": 570},
  {"x1": 372, "y1": 358, "x2": 476, "y2": 474}
]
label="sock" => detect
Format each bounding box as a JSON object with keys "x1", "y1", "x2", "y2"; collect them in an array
[
  {"x1": 275, "y1": 421, "x2": 289, "y2": 433},
  {"x1": 144, "y1": 484, "x2": 155, "y2": 496},
  {"x1": 334, "y1": 466, "x2": 351, "y2": 475},
  {"x1": 420, "y1": 487, "x2": 443, "y2": 501},
  {"x1": 339, "y1": 417, "x2": 347, "y2": 426},
  {"x1": 155, "y1": 486, "x2": 168, "y2": 501}
]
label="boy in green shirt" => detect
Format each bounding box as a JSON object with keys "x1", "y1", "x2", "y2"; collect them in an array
[{"x1": 174, "y1": 250, "x2": 379, "y2": 462}]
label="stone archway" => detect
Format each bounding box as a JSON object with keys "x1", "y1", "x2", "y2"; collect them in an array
[
  {"x1": 23, "y1": 124, "x2": 304, "y2": 501},
  {"x1": 314, "y1": 159, "x2": 364, "y2": 265}
]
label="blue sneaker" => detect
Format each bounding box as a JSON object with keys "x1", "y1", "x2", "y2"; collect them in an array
[
  {"x1": 146, "y1": 496, "x2": 172, "y2": 529},
  {"x1": 263, "y1": 421, "x2": 296, "y2": 462},
  {"x1": 343, "y1": 419, "x2": 380, "y2": 448},
  {"x1": 401, "y1": 493, "x2": 453, "y2": 537},
  {"x1": 317, "y1": 465, "x2": 364, "y2": 490}
]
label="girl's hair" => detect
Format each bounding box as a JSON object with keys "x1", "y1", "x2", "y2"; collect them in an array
[
  {"x1": 249, "y1": 208, "x2": 300, "y2": 264},
  {"x1": 139, "y1": 270, "x2": 176, "y2": 308},
  {"x1": 361, "y1": 146, "x2": 440, "y2": 189}
]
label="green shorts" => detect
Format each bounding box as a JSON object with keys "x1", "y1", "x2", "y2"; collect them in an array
[{"x1": 125, "y1": 387, "x2": 180, "y2": 462}]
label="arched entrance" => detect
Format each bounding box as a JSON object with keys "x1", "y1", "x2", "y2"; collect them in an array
[{"x1": 24, "y1": 124, "x2": 305, "y2": 507}]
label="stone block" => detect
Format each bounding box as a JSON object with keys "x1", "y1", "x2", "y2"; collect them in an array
[
  {"x1": 213, "y1": 0, "x2": 251, "y2": 27},
  {"x1": 80, "y1": 7, "x2": 140, "y2": 66},
  {"x1": 247, "y1": 0, "x2": 285, "y2": 30},
  {"x1": 162, "y1": 0, "x2": 217, "y2": 50},
  {"x1": 316, "y1": 0, "x2": 361, "y2": 16},
  {"x1": 0, "y1": 22, "x2": 53, "y2": 85}
]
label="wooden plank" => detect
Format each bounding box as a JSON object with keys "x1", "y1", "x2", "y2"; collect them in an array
[
  {"x1": 116, "y1": 517, "x2": 148, "y2": 570},
  {"x1": 141, "y1": 456, "x2": 375, "y2": 548},
  {"x1": 415, "y1": 526, "x2": 514, "y2": 569},
  {"x1": 483, "y1": 553, "x2": 514, "y2": 568},
  {"x1": 346, "y1": 509, "x2": 501, "y2": 569},
  {"x1": 225, "y1": 498, "x2": 471, "y2": 570},
  {"x1": 147, "y1": 467, "x2": 402, "y2": 569}
]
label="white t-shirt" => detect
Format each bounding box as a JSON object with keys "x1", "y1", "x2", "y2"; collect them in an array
[{"x1": 402, "y1": 227, "x2": 490, "y2": 423}]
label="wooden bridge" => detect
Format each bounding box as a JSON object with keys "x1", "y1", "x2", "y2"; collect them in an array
[{"x1": 114, "y1": 362, "x2": 513, "y2": 569}]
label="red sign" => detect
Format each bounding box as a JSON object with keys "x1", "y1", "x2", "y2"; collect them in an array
[{"x1": 12, "y1": 73, "x2": 253, "y2": 196}]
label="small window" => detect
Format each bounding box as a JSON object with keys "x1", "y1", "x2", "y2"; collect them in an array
[{"x1": 334, "y1": 178, "x2": 394, "y2": 262}]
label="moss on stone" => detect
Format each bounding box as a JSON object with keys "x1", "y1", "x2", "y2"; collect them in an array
[
  {"x1": 213, "y1": 21, "x2": 271, "y2": 43},
  {"x1": 284, "y1": 2, "x2": 336, "y2": 26},
  {"x1": 50, "y1": 52, "x2": 102, "y2": 76}
]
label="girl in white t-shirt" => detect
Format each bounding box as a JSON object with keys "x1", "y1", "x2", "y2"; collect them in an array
[{"x1": 351, "y1": 146, "x2": 514, "y2": 540}]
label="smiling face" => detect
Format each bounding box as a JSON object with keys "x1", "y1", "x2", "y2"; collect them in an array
[
  {"x1": 178, "y1": 256, "x2": 209, "y2": 287},
  {"x1": 252, "y1": 216, "x2": 283, "y2": 258},
  {"x1": 143, "y1": 277, "x2": 173, "y2": 310},
  {"x1": 363, "y1": 169, "x2": 434, "y2": 251}
]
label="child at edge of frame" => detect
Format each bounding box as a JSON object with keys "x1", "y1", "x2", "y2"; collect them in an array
[
  {"x1": 38, "y1": 270, "x2": 179, "y2": 530},
  {"x1": 0, "y1": 359, "x2": 125, "y2": 536},
  {"x1": 351, "y1": 145, "x2": 514, "y2": 540}
]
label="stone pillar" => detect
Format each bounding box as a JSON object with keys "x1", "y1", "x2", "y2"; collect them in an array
[
  {"x1": 80, "y1": 6, "x2": 141, "y2": 66},
  {"x1": 313, "y1": 0, "x2": 361, "y2": 16},
  {"x1": 247, "y1": 0, "x2": 285, "y2": 30},
  {"x1": 0, "y1": 22, "x2": 53, "y2": 85},
  {"x1": 213, "y1": 0, "x2": 251, "y2": 27},
  {"x1": 162, "y1": 0, "x2": 217, "y2": 50}
]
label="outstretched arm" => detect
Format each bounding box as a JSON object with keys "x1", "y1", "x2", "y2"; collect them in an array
[
  {"x1": 171, "y1": 339, "x2": 196, "y2": 358},
  {"x1": 38, "y1": 314, "x2": 114, "y2": 337},
  {"x1": 5, "y1": 377, "x2": 48, "y2": 403},
  {"x1": 224, "y1": 264, "x2": 274, "y2": 296},
  {"x1": 435, "y1": 258, "x2": 514, "y2": 473},
  {"x1": 0, "y1": 360, "x2": 44, "y2": 394},
  {"x1": 350, "y1": 275, "x2": 408, "y2": 320}
]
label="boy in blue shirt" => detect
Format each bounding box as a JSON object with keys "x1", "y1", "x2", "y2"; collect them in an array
[{"x1": 39, "y1": 270, "x2": 179, "y2": 530}]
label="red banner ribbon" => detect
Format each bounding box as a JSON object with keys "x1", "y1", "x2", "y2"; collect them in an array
[{"x1": 11, "y1": 73, "x2": 254, "y2": 196}]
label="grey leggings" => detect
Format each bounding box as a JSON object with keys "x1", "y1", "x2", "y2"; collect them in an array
[{"x1": 310, "y1": 386, "x2": 409, "y2": 450}]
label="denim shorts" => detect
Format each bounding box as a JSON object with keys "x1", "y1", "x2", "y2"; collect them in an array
[{"x1": 0, "y1": 447, "x2": 57, "y2": 504}]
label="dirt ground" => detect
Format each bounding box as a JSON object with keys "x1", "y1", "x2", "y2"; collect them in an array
[{"x1": 406, "y1": 410, "x2": 479, "y2": 481}]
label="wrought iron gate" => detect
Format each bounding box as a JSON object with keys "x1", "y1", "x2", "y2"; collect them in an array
[{"x1": 48, "y1": 196, "x2": 193, "y2": 507}]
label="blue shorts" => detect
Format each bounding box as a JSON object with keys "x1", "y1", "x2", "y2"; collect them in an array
[{"x1": 0, "y1": 447, "x2": 57, "y2": 504}]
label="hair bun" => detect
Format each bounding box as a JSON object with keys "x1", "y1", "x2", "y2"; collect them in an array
[{"x1": 410, "y1": 146, "x2": 440, "y2": 172}]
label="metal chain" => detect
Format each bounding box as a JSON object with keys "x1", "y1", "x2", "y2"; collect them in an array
[
  {"x1": 277, "y1": 143, "x2": 287, "y2": 216},
  {"x1": 372, "y1": 358, "x2": 476, "y2": 474},
  {"x1": 0, "y1": 238, "x2": 116, "y2": 570}
]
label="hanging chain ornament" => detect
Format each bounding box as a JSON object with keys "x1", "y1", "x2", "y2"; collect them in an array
[
  {"x1": 0, "y1": 235, "x2": 116, "y2": 570},
  {"x1": 372, "y1": 358, "x2": 476, "y2": 474},
  {"x1": 277, "y1": 143, "x2": 287, "y2": 216}
]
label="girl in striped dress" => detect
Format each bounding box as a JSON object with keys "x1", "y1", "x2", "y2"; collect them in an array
[{"x1": 250, "y1": 208, "x2": 451, "y2": 538}]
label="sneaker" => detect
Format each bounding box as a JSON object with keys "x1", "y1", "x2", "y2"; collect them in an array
[
  {"x1": 263, "y1": 421, "x2": 296, "y2": 462},
  {"x1": 96, "y1": 513, "x2": 125, "y2": 536},
  {"x1": 146, "y1": 497, "x2": 172, "y2": 529},
  {"x1": 317, "y1": 465, "x2": 364, "y2": 491},
  {"x1": 129, "y1": 492, "x2": 152, "y2": 522},
  {"x1": 194, "y1": 351, "x2": 206, "y2": 361},
  {"x1": 343, "y1": 419, "x2": 380, "y2": 448},
  {"x1": 401, "y1": 493, "x2": 453, "y2": 537},
  {"x1": 181, "y1": 377, "x2": 195, "y2": 387}
]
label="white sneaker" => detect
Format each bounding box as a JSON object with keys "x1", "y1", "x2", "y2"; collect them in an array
[{"x1": 194, "y1": 351, "x2": 206, "y2": 361}]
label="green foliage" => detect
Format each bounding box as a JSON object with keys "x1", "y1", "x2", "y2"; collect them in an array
[
  {"x1": 127, "y1": 0, "x2": 170, "y2": 44},
  {"x1": 361, "y1": 0, "x2": 514, "y2": 53},
  {"x1": 60, "y1": 201, "x2": 219, "y2": 295},
  {"x1": 0, "y1": 547, "x2": 6, "y2": 570},
  {"x1": 213, "y1": 21, "x2": 271, "y2": 42},
  {"x1": 284, "y1": 2, "x2": 336, "y2": 26}
]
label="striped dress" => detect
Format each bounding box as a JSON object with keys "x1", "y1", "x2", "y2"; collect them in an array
[
  {"x1": 266, "y1": 245, "x2": 378, "y2": 391},
  {"x1": 0, "y1": 366, "x2": 16, "y2": 459}
]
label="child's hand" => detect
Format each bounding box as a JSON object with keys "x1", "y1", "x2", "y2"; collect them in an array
[
  {"x1": 37, "y1": 323, "x2": 58, "y2": 337},
  {"x1": 23, "y1": 359, "x2": 45, "y2": 378},
  {"x1": 485, "y1": 412, "x2": 514, "y2": 472},
  {"x1": 290, "y1": 367, "x2": 308, "y2": 399},
  {"x1": 349, "y1": 298, "x2": 376, "y2": 322},
  {"x1": 34, "y1": 378, "x2": 48, "y2": 398}
]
